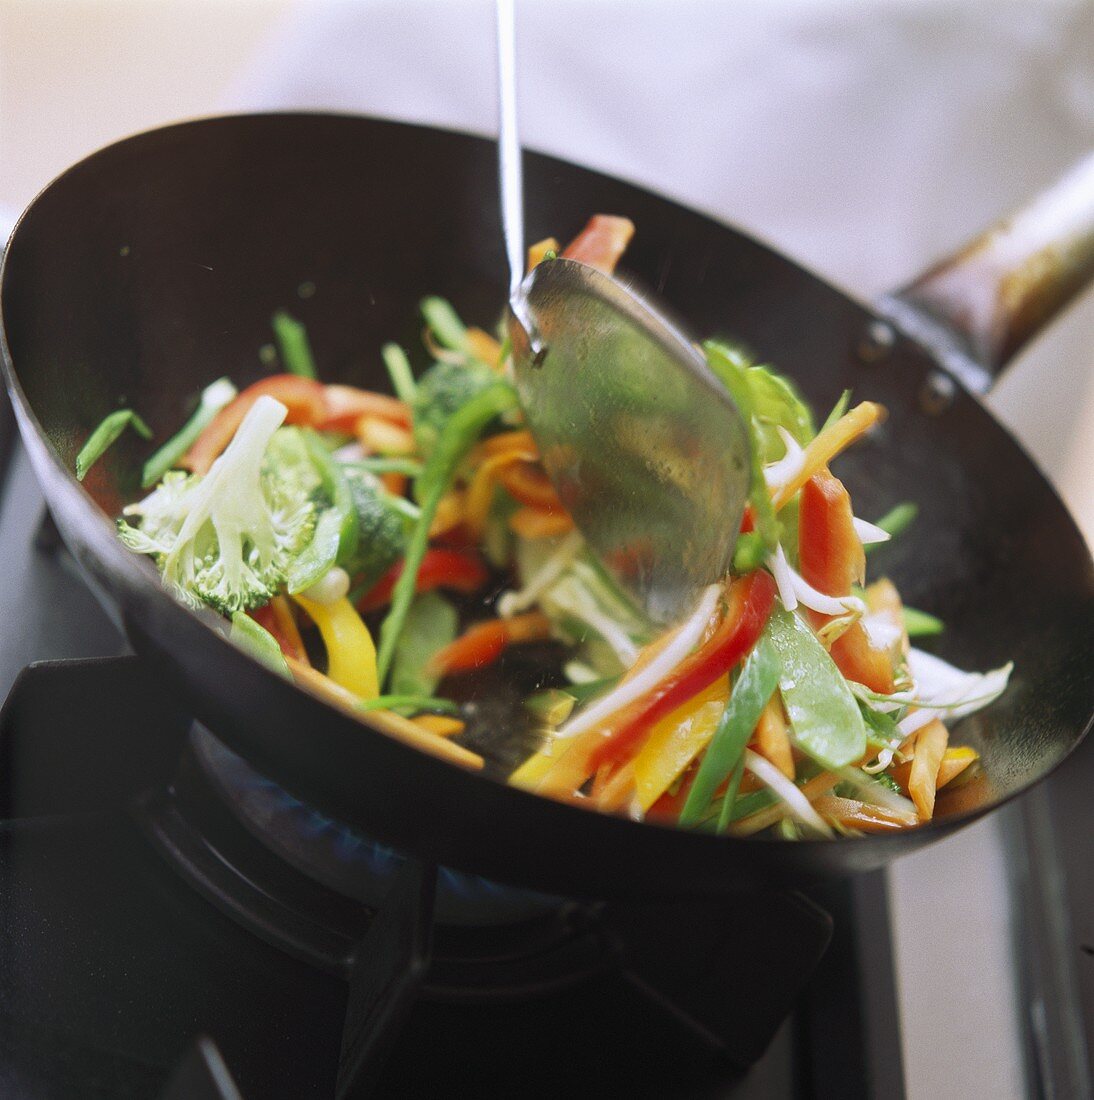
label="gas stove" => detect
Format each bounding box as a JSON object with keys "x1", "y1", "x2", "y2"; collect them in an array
[{"x1": 0, "y1": 403, "x2": 1087, "y2": 1099}]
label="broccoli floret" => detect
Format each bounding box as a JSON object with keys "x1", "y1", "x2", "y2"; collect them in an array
[
  {"x1": 341, "y1": 467, "x2": 408, "y2": 590},
  {"x1": 411, "y1": 359, "x2": 497, "y2": 456},
  {"x1": 117, "y1": 396, "x2": 316, "y2": 614}
]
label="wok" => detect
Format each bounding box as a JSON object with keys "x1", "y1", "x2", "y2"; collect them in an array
[{"x1": 0, "y1": 113, "x2": 1091, "y2": 899}]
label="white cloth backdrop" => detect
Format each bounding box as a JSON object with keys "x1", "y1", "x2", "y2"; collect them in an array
[{"x1": 227, "y1": 3, "x2": 1093, "y2": 1098}]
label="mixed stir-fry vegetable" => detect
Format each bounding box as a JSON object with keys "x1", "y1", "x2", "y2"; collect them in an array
[{"x1": 80, "y1": 215, "x2": 1011, "y2": 838}]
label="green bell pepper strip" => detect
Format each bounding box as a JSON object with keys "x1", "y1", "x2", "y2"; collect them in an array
[
  {"x1": 76, "y1": 409, "x2": 152, "y2": 481},
  {"x1": 767, "y1": 607, "x2": 867, "y2": 768},
  {"x1": 141, "y1": 377, "x2": 237, "y2": 487},
  {"x1": 420, "y1": 296, "x2": 468, "y2": 351},
  {"x1": 272, "y1": 310, "x2": 317, "y2": 379},
  {"x1": 903, "y1": 606, "x2": 943, "y2": 636},
  {"x1": 376, "y1": 382, "x2": 518, "y2": 683},
  {"x1": 679, "y1": 633, "x2": 781, "y2": 826},
  {"x1": 704, "y1": 342, "x2": 781, "y2": 564},
  {"x1": 382, "y1": 342, "x2": 418, "y2": 404},
  {"x1": 389, "y1": 592, "x2": 458, "y2": 698},
  {"x1": 357, "y1": 694, "x2": 460, "y2": 716},
  {"x1": 229, "y1": 612, "x2": 290, "y2": 678},
  {"x1": 874, "y1": 501, "x2": 917, "y2": 538}
]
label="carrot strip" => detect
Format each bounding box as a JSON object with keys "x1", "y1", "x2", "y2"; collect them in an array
[
  {"x1": 498, "y1": 461, "x2": 563, "y2": 510},
  {"x1": 477, "y1": 430, "x2": 538, "y2": 459},
  {"x1": 813, "y1": 794, "x2": 919, "y2": 833},
  {"x1": 411, "y1": 715, "x2": 466, "y2": 738},
  {"x1": 284, "y1": 657, "x2": 483, "y2": 770},
  {"x1": 562, "y1": 215, "x2": 635, "y2": 275},
  {"x1": 731, "y1": 772, "x2": 840, "y2": 836},
  {"x1": 270, "y1": 595, "x2": 309, "y2": 664},
  {"x1": 356, "y1": 416, "x2": 416, "y2": 455},
  {"x1": 752, "y1": 695, "x2": 795, "y2": 780},
  {"x1": 907, "y1": 718, "x2": 949, "y2": 820},
  {"x1": 509, "y1": 507, "x2": 574, "y2": 539},
  {"x1": 464, "y1": 449, "x2": 535, "y2": 537},
  {"x1": 466, "y1": 327, "x2": 503, "y2": 369}
]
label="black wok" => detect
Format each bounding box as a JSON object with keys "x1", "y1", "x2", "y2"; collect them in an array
[{"x1": 1, "y1": 113, "x2": 1091, "y2": 899}]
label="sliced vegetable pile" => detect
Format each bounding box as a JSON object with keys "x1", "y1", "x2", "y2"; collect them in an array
[{"x1": 84, "y1": 214, "x2": 1011, "y2": 837}]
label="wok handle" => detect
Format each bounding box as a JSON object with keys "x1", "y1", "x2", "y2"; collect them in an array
[{"x1": 879, "y1": 152, "x2": 1094, "y2": 394}]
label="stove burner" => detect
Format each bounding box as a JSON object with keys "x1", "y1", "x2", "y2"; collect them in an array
[
  {"x1": 3, "y1": 653, "x2": 841, "y2": 1097},
  {"x1": 188, "y1": 725, "x2": 561, "y2": 929}
]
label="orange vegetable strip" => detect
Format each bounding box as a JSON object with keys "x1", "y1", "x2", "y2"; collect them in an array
[
  {"x1": 813, "y1": 794, "x2": 919, "y2": 833},
  {"x1": 284, "y1": 657, "x2": 483, "y2": 770},
  {"x1": 319, "y1": 384, "x2": 411, "y2": 432},
  {"x1": 466, "y1": 327, "x2": 503, "y2": 369},
  {"x1": 752, "y1": 695, "x2": 795, "y2": 780},
  {"x1": 498, "y1": 461, "x2": 564, "y2": 510},
  {"x1": 411, "y1": 715, "x2": 466, "y2": 738},
  {"x1": 270, "y1": 595, "x2": 309, "y2": 664},
  {"x1": 799, "y1": 469, "x2": 865, "y2": 595},
  {"x1": 184, "y1": 374, "x2": 326, "y2": 474},
  {"x1": 509, "y1": 507, "x2": 574, "y2": 539},
  {"x1": 597, "y1": 760, "x2": 637, "y2": 811},
  {"x1": 731, "y1": 772, "x2": 840, "y2": 836},
  {"x1": 907, "y1": 719, "x2": 950, "y2": 820},
  {"x1": 356, "y1": 416, "x2": 416, "y2": 455},
  {"x1": 562, "y1": 215, "x2": 635, "y2": 275},
  {"x1": 771, "y1": 401, "x2": 885, "y2": 510},
  {"x1": 427, "y1": 612, "x2": 551, "y2": 678},
  {"x1": 464, "y1": 449, "x2": 535, "y2": 537},
  {"x1": 477, "y1": 430, "x2": 538, "y2": 459}
]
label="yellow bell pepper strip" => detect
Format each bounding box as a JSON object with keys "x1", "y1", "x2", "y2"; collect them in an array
[
  {"x1": 633, "y1": 679, "x2": 730, "y2": 812},
  {"x1": 771, "y1": 401, "x2": 885, "y2": 510},
  {"x1": 679, "y1": 634, "x2": 781, "y2": 826},
  {"x1": 293, "y1": 594, "x2": 379, "y2": 699},
  {"x1": 284, "y1": 657, "x2": 482, "y2": 771},
  {"x1": 527, "y1": 236, "x2": 560, "y2": 271}
]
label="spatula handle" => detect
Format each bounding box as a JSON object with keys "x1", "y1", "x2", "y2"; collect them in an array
[{"x1": 880, "y1": 153, "x2": 1094, "y2": 393}]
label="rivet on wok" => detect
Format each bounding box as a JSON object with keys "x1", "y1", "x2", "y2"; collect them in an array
[
  {"x1": 919, "y1": 370, "x2": 956, "y2": 415},
  {"x1": 857, "y1": 320, "x2": 895, "y2": 364}
]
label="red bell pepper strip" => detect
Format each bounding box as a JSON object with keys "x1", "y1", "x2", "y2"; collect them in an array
[
  {"x1": 428, "y1": 611, "x2": 553, "y2": 677},
  {"x1": 798, "y1": 469, "x2": 865, "y2": 596},
  {"x1": 318, "y1": 384, "x2": 411, "y2": 433},
  {"x1": 248, "y1": 602, "x2": 308, "y2": 663},
  {"x1": 184, "y1": 375, "x2": 326, "y2": 474},
  {"x1": 562, "y1": 215, "x2": 635, "y2": 275},
  {"x1": 586, "y1": 571, "x2": 776, "y2": 774},
  {"x1": 356, "y1": 548, "x2": 488, "y2": 612}
]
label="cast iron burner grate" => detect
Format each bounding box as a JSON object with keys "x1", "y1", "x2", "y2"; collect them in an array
[{"x1": 0, "y1": 655, "x2": 849, "y2": 1098}]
